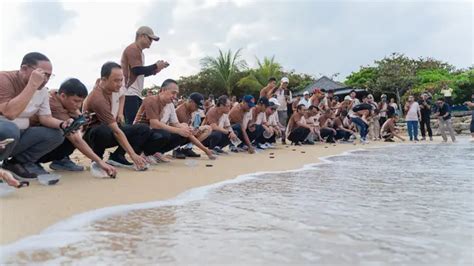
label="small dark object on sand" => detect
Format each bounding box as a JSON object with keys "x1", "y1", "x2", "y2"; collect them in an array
[
  {"x1": 301, "y1": 151, "x2": 306, "y2": 154},
  {"x1": 206, "y1": 164, "x2": 213, "y2": 167},
  {"x1": 292, "y1": 149, "x2": 296, "y2": 151},
  {"x1": 269, "y1": 156, "x2": 275, "y2": 159},
  {"x1": 324, "y1": 146, "x2": 328, "y2": 149}
]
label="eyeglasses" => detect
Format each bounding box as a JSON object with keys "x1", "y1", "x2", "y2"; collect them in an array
[{"x1": 28, "y1": 65, "x2": 55, "y2": 79}]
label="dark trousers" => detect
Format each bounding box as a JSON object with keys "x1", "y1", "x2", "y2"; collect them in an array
[
  {"x1": 83, "y1": 124, "x2": 150, "y2": 158},
  {"x1": 288, "y1": 127, "x2": 310, "y2": 143},
  {"x1": 379, "y1": 117, "x2": 387, "y2": 128},
  {"x1": 0, "y1": 119, "x2": 20, "y2": 161},
  {"x1": 232, "y1": 124, "x2": 264, "y2": 145},
  {"x1": 143, "y1": 128, "x2": 188, "y2": 155},
  {"x1": 124, "y1": 95, "x2": 143, "y2": 125},
  {"x1": 202, "y1": 131, "x2": 231, "y2": 149},
  {"x1": 38, "y1": 138, "x2": 76, "y2": 163},
  {"x1": 335, "y1": 129, "x2": 351, "y2": 141},
  {"x1": 419, "y1": 117, "x2": 432, "y2": 138},
  {"x1": 320, "y1": 128, "x2": 336, "y2": 143},
  {"x1": 256, "y1": 131, "x2": 275, "y2": 144}
]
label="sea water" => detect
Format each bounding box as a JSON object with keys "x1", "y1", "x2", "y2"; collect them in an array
[{"x1": 1, "y1": 140, "x2": 473, "y2": 265}]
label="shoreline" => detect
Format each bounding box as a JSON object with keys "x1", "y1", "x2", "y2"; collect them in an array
[{"x1": 0, "y1": 141, "x2": 397, "y2": 245}]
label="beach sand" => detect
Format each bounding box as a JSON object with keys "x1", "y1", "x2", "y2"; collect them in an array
[{"x1": 0, "y1": 142, "x2": 390, "y2": 245}]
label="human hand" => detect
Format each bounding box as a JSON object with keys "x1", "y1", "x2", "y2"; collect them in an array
[
  {"x1": 248, "y1": 146, "x2": 255, "y2": 154},
  {"x1": 0, "y1": 169, "x2": 20, "y2": 188},
  {"x1": 28, "y1": 68, "x2": 48, "y2": 88},
  {"x1": 99, "y1": 162, "x2": 117, "y2": 177},
  {"x1": 131, "y1": 153, "x2": 147, "y2": 170},
  {"x1": 178, "y1": 127, "x2": 193, "y2": 138}
]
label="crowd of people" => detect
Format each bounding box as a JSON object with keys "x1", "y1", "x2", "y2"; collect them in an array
[{"x1": 1, "y1": 26, "x2": 472, "y2": 188}]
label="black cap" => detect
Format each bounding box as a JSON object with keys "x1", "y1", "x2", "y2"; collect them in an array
[
  {"x1": 189, "y1": 92, "x2": 205, "y2": 109},
  {"x1": 257, "y1": 97, "x2": 270, "y2": 107}
]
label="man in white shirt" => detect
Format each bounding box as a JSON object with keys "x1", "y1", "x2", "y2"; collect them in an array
[
  {"x1": 0, "y1": 52, "x2": 70, "y2": 179},
  {"x1": 404, "y1": 95, "x2": 421, "y2": 141},
  {"x1": 299, "y1": 91, "x2": 311, "y2": 108},
  {"x1": 273, "y1": 77, "x2": 292, "y2": 127}
]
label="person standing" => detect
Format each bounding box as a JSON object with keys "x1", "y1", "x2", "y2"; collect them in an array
[
  {"x1": 404, "y1": 95, "x2": 421, "y2": 141},
  {"x1": 378, "y1": 94, "x2": 389, "y2": 128},
  {"x1": 273, "y1": 77, "x2": 291, "y2": 129},
  {"x1": 122, "y1": 26, "x2": 169, "y2": 124},
  {"x1": 435, "y1": 97, "x2": 456, "y2": 142},
  {"x1": 464, "y1": 93, "x2": 474, "y2": 140},
  {"x1": 418, "y1": 93, "x2": 433, "y2": 141}
]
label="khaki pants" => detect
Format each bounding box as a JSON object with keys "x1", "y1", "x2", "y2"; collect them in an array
[{"x1": 438, "y1": 118, "x2": 456, "y2": 142}]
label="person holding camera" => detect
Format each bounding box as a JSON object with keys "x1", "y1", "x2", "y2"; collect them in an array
[
  {"x1": 122, "y1": 26, "x2": 169, "y2": 125},
  {"x1": 418, "y1": 93, "x2": 433, "y2": 141}
]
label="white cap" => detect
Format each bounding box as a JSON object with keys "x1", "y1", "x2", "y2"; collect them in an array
[
  {"x1": 344, "y1": 95, "x2": 352, "y2": 101},
  {"x1": 281, "y1": 77, "x2": 289, "y2": 83},
  {"x1": 303, "y1": 91, "x2": 309, "y2": 95},
  {"x1": 269, "y1": 97, "x2": 280, "y2": 106}
]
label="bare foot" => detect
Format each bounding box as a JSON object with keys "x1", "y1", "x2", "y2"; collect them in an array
[{"x1": 0, "y1": 169, "x2": 20, "y2": 188}]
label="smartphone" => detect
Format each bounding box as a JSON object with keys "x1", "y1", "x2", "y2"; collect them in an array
[{"x1": 0, "y1": 138, "x2": 15, "y2": 145}]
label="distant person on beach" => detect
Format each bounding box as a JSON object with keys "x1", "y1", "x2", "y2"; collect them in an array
[
  {"x1": 434, "y1": 97, "x2": 456, "y2": 143},
  {"x1": 319, "y1": 89, "x2": 335, "y2": 111},
  {"x1": 464, "y1": 93, "x2": 474, "y2": 140},
  {"x1": 0, "y1": 52, "x2": 68, "y2": 179},
  {"x1": 202, "y1": 95, "x2": 239, "y2": 153},
  {"x1": 259, "y1": 77, "x2": 277, "y2": 98},
  {"x1": 267, "y1": 98, "x2": 286, "y2": 144},
  {"x1": 310, "y1": 88, "x2": 324, "y2": 107},
  {"x1": 253, "y1": 97, "x2": 275, "y2": 149},
  {"x1": 134, "y1": 80, "x2": 216, "y2": 161},
  {"x1": 83, "y1": 62, "x2": 149, "y2": 170},
  {"x1": 378, "y1": 94, "x2": 389, "y2": 128},
  {"x1": 440, "y1": 83, "x2": 453, "y2": 106},
  {"x1": 273, "y1": 77, "x2": 292, "y2": 129},
  {"x1": 228, "y1": 95, "x2": 258, "y2": 153},
  {"x1": 286, "y1": 104, "x2": 312, "y2": 145},
  {"x1": 349, "y1": 102, "x2": 373, "y2": 144},
  {"x1": 381, "y1": 114, "x2": 406, "y2": 142},
  {"x1": 333, "y1": 110, "x2": 355, "y2": 141},
  {"x1": 204, "y1": 94, "x2": 215, "y2": 114},
  {"x1": 35, "y1": 79, "x2": 116, "y2": 176},
  {"x1": 367, "y1": 94, "x2": 380, "y2": 141},
  {"x1": 389, "y1": 98, "x2": 398, "y2": 116},
  {"x1": 299, "y1": 91, "x2": 311, "y2": 108},
  {"x1": 404, "y1": 95, "x2": 421, "y2": 141},
  {"x1": 318, "y1": 109, "x2": 337, "y2": 143},
  {"x1": 122, "y1": 26, "x2": 169, "y2": 124},
  {"x1": 418, "y1": 93, "x2": 433, "y2": 141}
]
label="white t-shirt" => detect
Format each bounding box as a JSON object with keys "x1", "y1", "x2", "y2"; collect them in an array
[
  {"x1": 242, "y1": 108, "x2": 253, "y2": 130},
  {"x1": 125, "y1": 53, "x2": 145, "y2": 98},
  {"x1": 405, "y1": 102, "x2": 420, "y2": 121},
  {"x1": 111, "y1": 86, "x2": 127, "y2": 119},
  {"x1": 441, "y1": 88, "x2": 453, "y2": 97},
  {"x1": 218, "y1": 113, "x2": 231, "y2": 129},
  {"x1": 255, "y1": 111, "x2": 267, "y2": 125},
  {"x1": 10, "y1": 86, "x2": 51, "y2": 129},
  {"x1": 274, "y1": 89, "x2": 290, "y2": 111},
  {"x1": 161, "y1": 103, "x2": 179, "y2": 125},
  {"x1": 267, "y1": 112, "x2": 279, "y2": 126},
  {"x1": 299, "y1": 98, "x2": 310, "y2": 108}
]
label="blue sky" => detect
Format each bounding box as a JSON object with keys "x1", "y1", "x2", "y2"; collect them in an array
[{"x1": 0, "y1": 0, "x2": 472, "y2": 90}]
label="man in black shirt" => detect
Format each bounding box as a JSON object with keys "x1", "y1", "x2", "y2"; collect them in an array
[
  {"x1": 418, "y1": 93, "x2": 433, "y2": 141},
  {"x1": 435, "y1": 97, "x2": 456, "y2": 142}
]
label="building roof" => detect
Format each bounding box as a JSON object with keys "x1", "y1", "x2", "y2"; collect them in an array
[{"x1": 295, "y1": 76, "x2": 366, "y2": 96}]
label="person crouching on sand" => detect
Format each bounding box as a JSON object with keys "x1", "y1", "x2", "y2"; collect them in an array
[
  {"x1": 381, "y1": 114, "x2": 405, "y2": 142},
  {"x1": 286, "y1": 104, "x2": 312, "y2": 145}
]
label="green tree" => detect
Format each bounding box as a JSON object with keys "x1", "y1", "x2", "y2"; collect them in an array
[
  {"x1": 345, "y1": 66, "x2": 378, "y2": 90},
  {"x1": 201, "y1": 48, "x2": 247, "y2": 96},
  {"x1": 237, "y1": 56, "x2": 283, "y2": 94}
]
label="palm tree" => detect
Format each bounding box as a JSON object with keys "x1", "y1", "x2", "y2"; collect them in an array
[
  {"x1": 238, "y1": 56, "x2": 283, "y2": 94},
  {"x1": 201, "y1": 49, "x2": 247, "y2": 96}
]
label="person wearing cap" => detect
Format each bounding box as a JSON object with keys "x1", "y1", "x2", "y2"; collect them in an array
[
  {"x1": 267, "y1": 98, "x2": 286, "y2": 144},
  {"x1": 122, "y1": 26, "x2": 169, "y2": 125},
  {"x1": 202, "y1": 95, "x2": 239, "y2": 153},
  {"x1": 259, "y1": 77, "x2": 277, "y2": 98},
  {"x1": 34, "y1": 78, "x2": 116, "y2": 177},
  {"x1": 299, "y1": 91, "x2": 311, "y2": 108},
  {"x1": 273, "y1": 77, "x2": 292, "y2": 129},
  {"x1": 174, "y1": 93, "x2": 216, "y2": 159},
  {"x1": 228, "y1": 95, "x2": 257, "y2": 154},
  {"x1": 310, "y1": 88, "x2": 324, "y2": 107},
  {"x1": 0, "y1": 52, "x2": 71, "y2": 179}
]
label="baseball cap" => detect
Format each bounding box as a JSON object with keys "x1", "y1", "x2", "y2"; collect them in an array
[
  {"x1": 257, "y1": 97, "x2": 270, "y2": 107},
  {"x1": 344, "y1": 95, "x2": 352, "y2": 101},
  {"x1": 136, "y1": 26, "x2": 160, "y2": 41},
  {"x1": 281, "y1": 77, "x2": 289, "y2": 83},
  {"x1": 269, "y1": 97, "x2": 280, "y2": 107},
  {"x1": 189, "y1": 92, "x2": 205, "y2": 109},
  {"x1": 303, "y1": 91, "x2": 310, "y2": 95},
  {"x1": 243, "y1": 95, "x2": 256, "y2": 107}
]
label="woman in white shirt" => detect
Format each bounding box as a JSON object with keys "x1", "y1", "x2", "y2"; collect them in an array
[{"x1": 404, "y1": 95, "x2": 421, "y2": 141}]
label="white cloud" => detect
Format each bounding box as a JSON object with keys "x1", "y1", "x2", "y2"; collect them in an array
[{"x1": 0, "y1": 0, "x2": 472, "y2": 93}]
